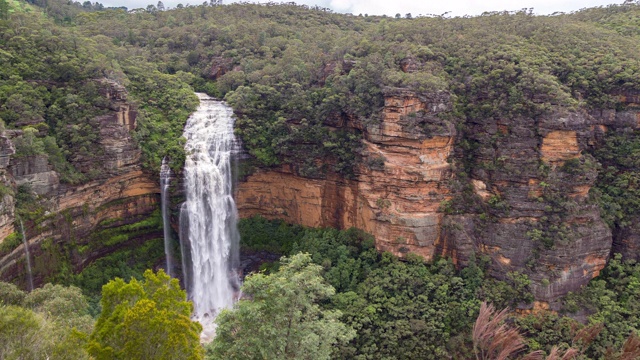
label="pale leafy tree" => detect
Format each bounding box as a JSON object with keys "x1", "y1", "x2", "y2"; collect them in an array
[
  {"x1": 87, "y1": 270, "x2": 203, "y2": 360},
  {"x1": 0, "y1": 305, "x2": 50, "y2": 360},
  {"x1": 0, "y1": 282, "x2": 25, "y2": 305},
  {"x1": 207, "y1": 253, "x2": 356, "y2": 360},
  {"x1": 0, "y1": 282, "x2": 93, "y2": 360}
]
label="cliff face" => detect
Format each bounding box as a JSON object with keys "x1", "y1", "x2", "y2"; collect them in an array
[
  {"x1": 0, "y1": 80, "x2": 161, "y2": 289},
  {"x1": 236, "y1": 90, "x2": 639, "y2": 303},
  {"x1": 237, "y1": 90, "x2": 455, "y2": 260},
  {"x1": 439, "y1": 108, "x2": 615, "y2": 302}
]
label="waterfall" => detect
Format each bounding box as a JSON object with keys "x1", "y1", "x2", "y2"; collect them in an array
[
  {"x1": 179, "y1": 202, "x2": 191, "y2": 293},
  {"x1": 19, "y1": 219, "x2": 33, "y2": 292},
  {"x1": 160, "y1": 157, "x2": 173, "y2": 277},
  {"x1": 180, "y1": 93, "x2": 241, "y2": 339}
]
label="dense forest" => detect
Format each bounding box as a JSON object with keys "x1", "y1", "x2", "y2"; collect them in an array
[
  {"x1": 4, "y1": 217, "x2": 640, "y2": 359},
  {"x1": 2, "y1": 0, "x2": 640, "y2": 359}
]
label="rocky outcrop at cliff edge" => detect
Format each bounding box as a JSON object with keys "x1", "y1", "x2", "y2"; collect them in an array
[
  {"x1": 438, "y1": 107, "x2": 614, "y2": 303},
  {"x1": 0, "y1": 80, "x2": 161, "y2": 290},
  {"x1": 237, "y1": 88, "x2": 455, "y2": 260},
  {"x1": 236, "y1": 88, "x2": 640, "y2": 304}
]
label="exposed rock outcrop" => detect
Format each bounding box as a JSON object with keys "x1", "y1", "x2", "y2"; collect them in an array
[
  {"x1": 236, "y1": 88, "x2": 639, "y2": 304},
  {"x1": 238, "y1": 89, "x2": 455, "y2": 260},
  {"x1": 0, "y1": 80, "x2": 161, "y2": 289}
]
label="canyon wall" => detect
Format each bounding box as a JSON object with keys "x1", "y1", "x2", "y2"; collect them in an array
[
  {"x1": 1, "y1": 79, "x2": 636, "y2": 304},
  {"x1": 0, "y1": 80, "x2": 162, "y2": 289},
  {"x1": 236, "y1": 88, "x2": 640, "y2": 304},
  {"x1": 237, "y1": 89, "x2": 455, "y2": 261}
]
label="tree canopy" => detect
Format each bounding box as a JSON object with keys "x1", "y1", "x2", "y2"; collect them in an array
[
  {"x1": 87, "y1": 269, "x2": 203, "y2": 360},
  {"x1": 0, "y1": 282, "x2": 93, "y2": 359},
  {"x1": 208, "y1": 252, "x2": 355, "y2": 360}
]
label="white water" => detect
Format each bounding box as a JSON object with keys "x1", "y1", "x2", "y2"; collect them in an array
[
  {"x1": 19, "y1": 219, "x2": 33, "y2": 292},
  {"x1": 160, "y1": 157, "x2": 173, "y2": 277},
  {"x1": 180, "y1": 93, "x2": 241, "y2": 339},
  {"x1": 179, "y1": 202, "x2": 191, "y2": 293}
]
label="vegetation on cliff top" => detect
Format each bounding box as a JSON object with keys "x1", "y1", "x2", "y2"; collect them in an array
[
  {"x1": 62, "y1": 1, "x2": 640, "y2": 179},
  {"x1": 3, "y1": 0, "x2": 640, "y2": 219},
  {"x1": 7, "y1": 0, "x2": 639, "y2": 179},
  {"x1": 0, "y1": 0, "x2": 197, "y2": 181}
]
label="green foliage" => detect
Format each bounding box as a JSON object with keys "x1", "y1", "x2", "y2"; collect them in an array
[
  {"x1": 86, "y1": 210, "x2": 163, "y2": 248},
  {"x1": 3, "y1": 3, "x2": 640, "y2": 358},
  {"x1": 66, "y1": 3, "x2": 640, "y2": 177},
  {"x1": 14, "y1": 184, "x2": 44, "y2": 220},
  {"x1": 0, "y1": 281, "x2": 25, "y2": 305},
  {"x1": 191, "y1": 77, "x2": 220, "y2": 98},
  {"x1": 561, "y1": 254, "x2": 640, "y2": 358},
  {"x1": 0, "y1": 5, "x2": 198, "y2": 182},
  {"x1": 4, "y1": 0, "x2": 640, "y2": 183},
  {"x1": 0, "y1": 305, "x2": 52, "y2": 360},
  {"x1": 0, "y1": 0, "x2": 9, "y2": 20},
  {"x1": 25, "y1": 283, "x2": 91, "y2": 320},
  {"x1": 126, "y1": 66, "x2": 199, "y2": 172},
  {"x1": 238, "y1": 215, "x2": 305, "y2": 254},
  {"x1": 4, "y1": 210, "x2": 167, "y2": 316},
  {"x1": 476, "y1": 271, "x2": 535, "y2": 309},
  {"x1": 10, "y1": 120, "x2": 86, "y2": 184},
  {"x1": 331, "y1": 256, "x2": 479, "y2": 359},
  {"x1": 42, "y1": 134, "x2": 85, "y2": 183},
  {"x1": 67, "y1": 236, "x2": 165, "y2": 316},
  {"x1": 0, "y1": 231, "x2": 20, "y2": 257},
  {"x1": 291, "y1": 227, "x2": 379, "y2": 294},
  {"x1": 238, "y1": 217, "x2": 533, "y2": 359},
  {"x1": 591, "y1": 129, "x2": 640, "y2": 229},
  {"x1": 13, "y1": 127, "x2": 45, "y2": 157},
  {"x1": 504, "y1": 253, "x2": 640, "y2": 358},
  {"x1": 88, "y1": 269, "x2": 203, "y2": 360},
  {"x1": 0, "y1": 282, "x2": 93, "y2": 360},
  {"x1": 208, "y1": 253, "x2": 355, "y2": 360},
  {"x1": 515, "y1": 311, "x2": 580, "y2": 354}
]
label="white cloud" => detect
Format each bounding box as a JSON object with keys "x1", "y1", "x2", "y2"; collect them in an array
[{"x1": 101, "y1": 0, "x2": 621, "y2": 16}]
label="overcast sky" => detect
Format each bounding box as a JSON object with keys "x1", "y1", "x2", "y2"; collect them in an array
[{"x1": 100, "y1": 0, "x2": 623, "y2": 17}]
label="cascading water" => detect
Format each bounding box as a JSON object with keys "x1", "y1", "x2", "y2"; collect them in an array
[
  {"x1": 180, "y1": 93, "x2": 241, "y2": 339},
  {"x1": 19, "y1": 219, "x2": 33, "y2": 291},
  {"x1": 160, "y1": 157, "x2": 173, "y2": 277},
  {"x1": 179, "y1": 202, "x2": 191, "y2": 293}
]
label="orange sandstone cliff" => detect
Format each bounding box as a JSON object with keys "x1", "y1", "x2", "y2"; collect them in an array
[
  {"x1": 237, "y1": 89, "x2": 454, "y2": 260},
  {"x1": 0, "y1": 81, "x2": 161, "y2": 289},
  {"x1": 236, "y1": 89, "x2": 639, "y2": 303}
]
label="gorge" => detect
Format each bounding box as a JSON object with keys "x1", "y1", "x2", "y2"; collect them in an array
[{"x1": 2, "y1": 1, "x2": 640, "y2": 357}]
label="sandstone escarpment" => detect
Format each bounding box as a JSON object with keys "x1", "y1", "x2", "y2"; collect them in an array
[
  {"x1": 236, "y1": 88, "x2": 640, "y2": 303},
  {"x1": 0, "y1": 80, "x2": 161, "y2": 289},
  {"x1": 238, "y1": 89, "x2": 455, "y2": 259}
]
